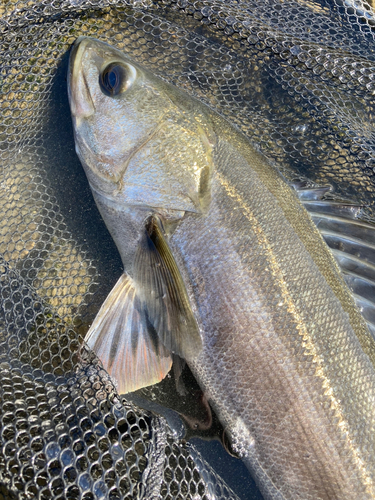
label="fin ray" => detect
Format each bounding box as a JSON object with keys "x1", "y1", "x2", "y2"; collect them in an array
[
  {"x1": 303, "y1": 201, "x2": 362, "y2": 220},
  {"x1": 293, "y1": 181, "x2": 375, "y2": 341},
  {"x1": 352, "y1": 295, "x2": 375, "y2": 328},
  {"x1": 134, "y1": 215, "x2": 202, "y2": 360},
  {"x1": 311, "y1": 215, "x2": 375, "y2": 246},
  {"x1": 322, "y1": 234, "x2": 375, "y2": 268},
  {"x1": 331, "y1": 250, "x2": 375, "y2": 283},
  {"x1": 342, "y1": 273, "x2": 375, "y2": 306},
  {"x1": 292, "y1": 182, "x2": 332, "y2": 201},
  {"x1": 85, "y1": 273, "x2": 173, "y2": 394}
]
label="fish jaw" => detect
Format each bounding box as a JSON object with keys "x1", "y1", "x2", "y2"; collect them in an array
[{"x1": 68, "y1": 37, "x2": 96, "y2": 122}]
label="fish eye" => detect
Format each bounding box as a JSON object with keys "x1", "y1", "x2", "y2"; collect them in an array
[{"x1": 99, "y1": 62, "x2": 136, "y2": 97}]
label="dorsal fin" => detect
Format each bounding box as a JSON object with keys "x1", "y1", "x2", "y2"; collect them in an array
[{"x1": 292, "y1": 182, "x2": 375, "y2": 338}]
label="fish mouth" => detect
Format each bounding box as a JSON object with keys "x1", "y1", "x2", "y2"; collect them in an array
[
  {"x1": 68, "y1": 36, "x2": 86, "y2": 100},
  {"x1": 68, "y1": 37, "x2": 96, "y2": 121},
  {"x1": 69, "y1": 36, "x2": 88, "y2": 74}
]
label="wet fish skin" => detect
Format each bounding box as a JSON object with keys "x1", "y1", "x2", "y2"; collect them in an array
[{"x1": 68, "y1": 37, "x2": 375, "y2": 499}]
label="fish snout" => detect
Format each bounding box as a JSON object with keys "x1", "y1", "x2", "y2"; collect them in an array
[{"x1": 68, "y1": 37, "x2": 96, "y2": 121}]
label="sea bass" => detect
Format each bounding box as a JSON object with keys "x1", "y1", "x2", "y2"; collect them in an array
[{"x1": 68, "y1": 37, "x2": 375, "y2": 499}]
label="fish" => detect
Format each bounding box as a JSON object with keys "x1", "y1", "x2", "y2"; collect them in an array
[{"x1": 68, "y1": 36, "x2": 375, "y2": 499}]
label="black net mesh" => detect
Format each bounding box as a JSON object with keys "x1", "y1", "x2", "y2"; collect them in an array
[{"x1": 0, "y1": 0, "x2": 375, "y2": 498}]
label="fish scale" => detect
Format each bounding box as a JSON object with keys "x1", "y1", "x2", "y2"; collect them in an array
[
  {"x1": 3, "y1": 1, "x2": 375, "y2": 499},
  {"x1": 175, "y1": 141, "x2": 375, "y2": 498},
  {"x1": 68, "y1": 37, "x2": 375, "y2": 499}
]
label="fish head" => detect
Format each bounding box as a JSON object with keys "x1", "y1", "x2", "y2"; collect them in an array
[{"x1": 68, "y1": 37, "x2": 214, "y2": 215}]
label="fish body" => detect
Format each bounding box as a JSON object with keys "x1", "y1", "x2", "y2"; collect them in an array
[{"x1": 68, "y1": 37, "x2": 375, "y2": 499}]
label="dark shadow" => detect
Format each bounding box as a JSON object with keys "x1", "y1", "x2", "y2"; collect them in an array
[{"x1": 37, "y1": 46, "x2": 123, "y2": 318}]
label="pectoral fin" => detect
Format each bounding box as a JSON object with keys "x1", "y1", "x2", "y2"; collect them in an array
[
  {"x1": 134, "y1": 215, "x2": 202, "y2": 361},
  {"x1": 84, "y1": 273, "x2": 173, "y2": 394}
]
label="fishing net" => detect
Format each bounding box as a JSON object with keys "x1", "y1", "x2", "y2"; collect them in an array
[{"x1": 0, "y1": 0, "x2": 375, "y2": 498}]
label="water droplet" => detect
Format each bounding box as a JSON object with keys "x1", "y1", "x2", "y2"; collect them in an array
[
  {"x1": 292, "y1": 123, "x2": 308, "y2": 134},
  {"x1": 93, "y1": 480, "x2": 107, "y2": 498},
  {"x1": 113, "y1": 403, "x2": 124, "y2": 419},
  {"x1": 14, "y1": 399, "x2": 26, "y2": 409},
  {"x1": 45, "y1": 442, "x2": 60, "y2": 460},
  {"x1": 290, "y1": 45, "x2": 301, "y2": 56},
  {"x1": 94, "y1": 423, "x2": 106, "y2": 437},
  {"x1": 111, "y1": 442, "x2": 123, "y2": 460},
  {"x1": 61, "y1": 449, "x2": 75, "y2": 466},
  {"x1": 41, "y1": 419, "x2": 53, "y2": 431},
  {"x1": 79, "y1": 473, "x2": 91, "y2": 491}
]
